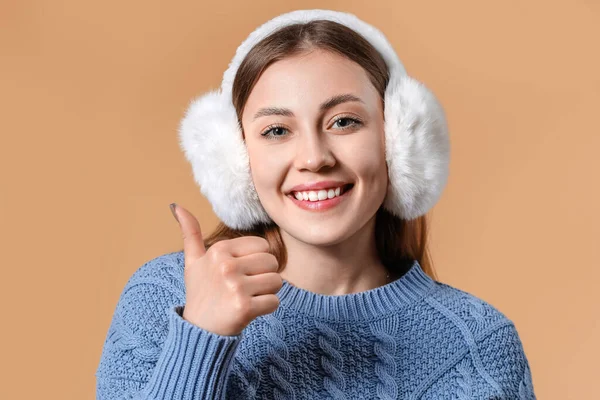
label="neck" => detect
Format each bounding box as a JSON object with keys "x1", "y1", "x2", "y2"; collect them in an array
[{"x1": 278, "y1": 215, "x2": 389, "y2": 295}]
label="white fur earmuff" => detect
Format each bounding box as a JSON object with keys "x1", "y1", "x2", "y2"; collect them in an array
[{"x1": 178, "y1": 9, "x2": 450, "y2": 230}]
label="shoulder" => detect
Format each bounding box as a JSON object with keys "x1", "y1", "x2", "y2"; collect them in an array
[
  {"x1": 113, "y1": 250, "x2": 187, "y2": 308},
  {"x1": 112, "y1": 250, "x2": 187, "y2": 326},
  {"x1": 96, "y1": 250, "x2": 187, "y2": 379},
  {"x1": 420, "y1": 283, "x2": 536, "y2": 397},
  {"x1": 111, "y1": 250, "x2": 187, "y2": 343},
  {"x1": 123, "y1": 250, "x2": 186, "y2": 291},
  {"x1": 424, "y1": 280, "x2": 515, "y2": 339}
]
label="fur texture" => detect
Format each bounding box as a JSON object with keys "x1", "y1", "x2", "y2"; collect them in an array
[
  {"x1": 382, "y1": 74, "x2": 450, "y2": 219},
  {"x1": 178, "y1": 9, "x2": 450, "y2": 228},
  {"x1": 178, "y1": 91, "x2": 270, "y2": 229}
]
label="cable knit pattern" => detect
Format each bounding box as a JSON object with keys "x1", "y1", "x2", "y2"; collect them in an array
[
  {"x1": 314, "y1": 320, "x2": 346, "y2": 398},
  {"x1": 107, "y1": 318, "x2": 162, "y2": 363},
  {"x1": 96, "y1": 251, "x2": 537, "y2": 399},
  {"x1": 230, "y1": 351, "x2": 262, "y2": 398},
  {"x1": 263, "y1": 314, "x2": 296, "y2": 399},
  {"x1": 369, "y1": 319, "x2": 399, "y2": 400},
  {"x1": 454, "y1": 358, "x2": 474, "y2": 399}
]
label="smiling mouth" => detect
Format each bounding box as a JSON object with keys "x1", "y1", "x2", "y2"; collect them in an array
[{"x1": 287, "y1": 183, "x2": 354, "y2": 202}]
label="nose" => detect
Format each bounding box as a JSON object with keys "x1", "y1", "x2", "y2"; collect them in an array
[{"x1": 293, "y1": 128, "x2": 336, "y2": 171}]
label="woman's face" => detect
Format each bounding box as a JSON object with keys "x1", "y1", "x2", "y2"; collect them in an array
[{"x1": 241, "y1": 48, "x2": 388, "y2": 246}]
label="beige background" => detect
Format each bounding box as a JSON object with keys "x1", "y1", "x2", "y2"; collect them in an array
[{"x1": 1, "y1": 1, "x2": 598, "y2": 399}]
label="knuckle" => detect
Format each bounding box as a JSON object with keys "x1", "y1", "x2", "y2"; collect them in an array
[
  {"x1": 219, "y1": 259, "x2": 237, "y2": 275},
  {"x1": 207, "y1": 248, "x2": 222, "y2": 264},
  {"x1": 230, "y1": 279, "x2": 243, "y2": 294},
  {"x1": 210, "y1": 240, "x2": 227, "y2": 254},
  {"x1": 232, "y1": 295, "x2": 251, "y2": 317}
]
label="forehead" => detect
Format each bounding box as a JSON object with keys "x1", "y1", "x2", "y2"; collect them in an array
[{"x1": 242, "y1": 49, "x2": 377, "y2": 120}]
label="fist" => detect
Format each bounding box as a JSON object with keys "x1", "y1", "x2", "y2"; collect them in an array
[{"x1": 171, "y1": 203, "x2": 283, "y2": 336}]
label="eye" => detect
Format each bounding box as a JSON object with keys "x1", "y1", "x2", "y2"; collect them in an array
[
  {"x1": 260, "y1": 124, "x2": 289, "y2": 140},
  {"x1": 332, "y1": 116, "x2": 362, "y2": 130},
  {"x1": 259, "y1": 116, "x2": 363, "y2": 141}
]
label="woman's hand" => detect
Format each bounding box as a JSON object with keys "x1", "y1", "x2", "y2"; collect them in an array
[{"x1": 171, "y1": 204, "x2": 283, "y2": 336}]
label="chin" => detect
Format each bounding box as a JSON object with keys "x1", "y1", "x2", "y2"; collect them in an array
[{"x1": 280, "y1": 221, "x2": 356, "y2": 247}]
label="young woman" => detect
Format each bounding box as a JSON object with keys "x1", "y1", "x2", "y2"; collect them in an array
[{"x1": 96, "y1": 10, "x2": 536, "y2": 399}]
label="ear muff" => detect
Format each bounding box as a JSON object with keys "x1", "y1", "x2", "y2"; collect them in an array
[
  {"x1": 382, "y1": 74, "x2": 450, "y2": 220},
  {"x1": 178, "y1": 90, "x2": 270, "y2": 230},
  {"x1": 178, "y1": 9, "x2": 450, "y2": 229}
]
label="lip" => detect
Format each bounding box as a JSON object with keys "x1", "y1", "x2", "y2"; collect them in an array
[
  {"x1": 287, "y1": 180, "x2": 350, "y2": 194},
  {"x1": 287, "y1": 184, "x2": 354, "y2": 211}
]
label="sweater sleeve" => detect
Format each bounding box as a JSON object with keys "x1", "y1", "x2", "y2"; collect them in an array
[{"x1": 95, "y1": 255, "x2": 242, "y2": 399}]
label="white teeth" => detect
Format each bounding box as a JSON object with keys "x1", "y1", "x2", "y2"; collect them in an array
[{"x1": 292, "y1": 186, "x2": 348, "y2": 202}]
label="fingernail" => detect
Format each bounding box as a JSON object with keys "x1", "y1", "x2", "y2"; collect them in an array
[{"x1": 169, "y1": 203, "x2": 179, "y2": 223}]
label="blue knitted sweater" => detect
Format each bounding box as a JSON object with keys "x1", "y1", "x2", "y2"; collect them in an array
[{"x1": 96, "y1": 251, "x2": 536, "y2": 399}]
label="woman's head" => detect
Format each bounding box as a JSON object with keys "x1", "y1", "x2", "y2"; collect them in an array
[
  {"x1": 240, "y1": 47, "x2": 388, "y2": 248},
  {"x1": 203, "y1": 20, "x2": 436, "y2": 279}
]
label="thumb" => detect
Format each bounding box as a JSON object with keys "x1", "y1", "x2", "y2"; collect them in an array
[{"x1": 170, "y1": 203, "x2": 207, "y2": 264}]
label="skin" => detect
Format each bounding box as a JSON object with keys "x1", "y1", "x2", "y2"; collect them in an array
[{"x1": 241, "y1": 48, "x2": 391, "y2": 295}]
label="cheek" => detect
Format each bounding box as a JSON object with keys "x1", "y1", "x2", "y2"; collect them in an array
[
  {"x1": 341, "y1": 132, "x2": 387, "y2": 182},
  {"x1": 247, "y1": 144, "x2": 288, "y2": 192},
  {"x1": 358, "y1": 154, "x2": 387, "y2": 185}
]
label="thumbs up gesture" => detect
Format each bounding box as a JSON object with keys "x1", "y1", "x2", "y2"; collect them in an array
[{"x1": 170, "y1": 203, "x2": 283, "y2": 336}]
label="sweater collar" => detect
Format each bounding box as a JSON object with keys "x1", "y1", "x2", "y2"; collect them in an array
[{"x1": 276, "y1": 260, "x2": 437, "y2": 322}]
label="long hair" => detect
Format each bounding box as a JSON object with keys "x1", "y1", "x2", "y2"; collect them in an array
[{"x1": 200, "y1": 20, "x2": 438, "y2": 280}]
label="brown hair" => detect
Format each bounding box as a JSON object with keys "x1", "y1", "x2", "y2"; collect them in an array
[{"x1": 201, "y1": 20, "x2": 438, "y2": 280}]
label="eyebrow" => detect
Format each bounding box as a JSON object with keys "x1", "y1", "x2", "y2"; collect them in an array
[{"x1": 252, "y1": 93, "x2": 365, "y2": 121}]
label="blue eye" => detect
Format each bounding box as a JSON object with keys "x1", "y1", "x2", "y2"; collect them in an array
[
  {"x1": 260, "y1": 116, "x2": 362, "y2": 140},
  {"x1": 332, "y1": 117, "x2": 361, "y2": 130},
  {"x1": 260, "y1": 125, "x2": 289, "y2": 140}
]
